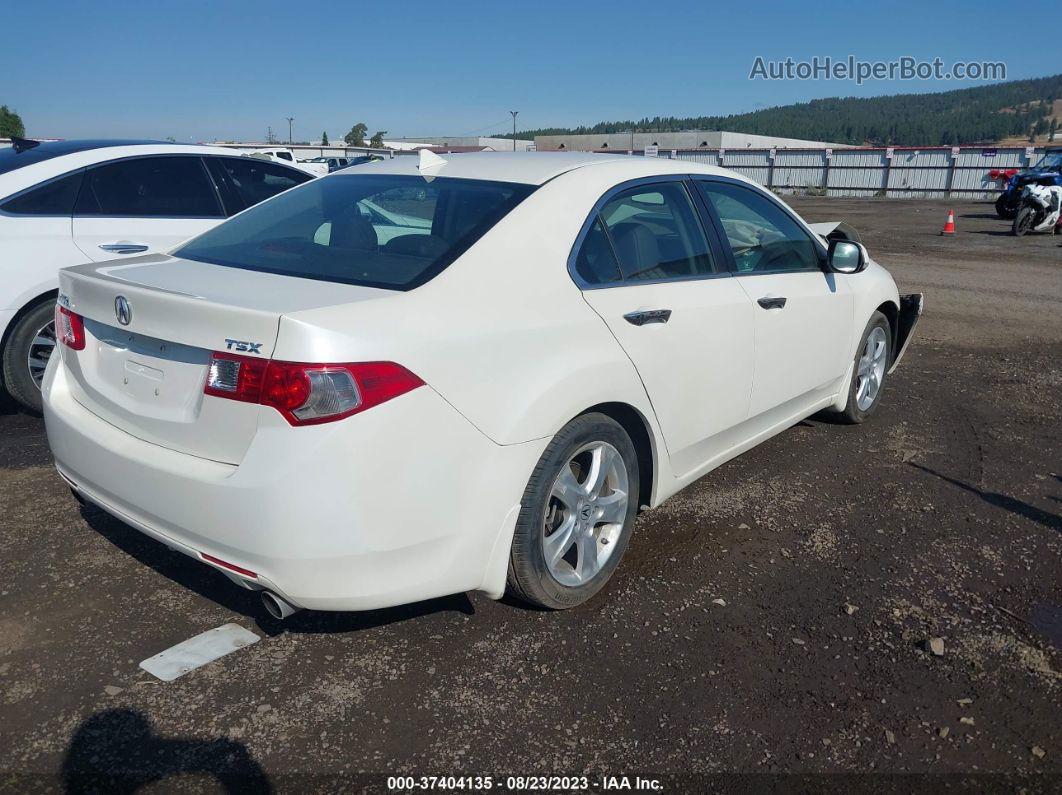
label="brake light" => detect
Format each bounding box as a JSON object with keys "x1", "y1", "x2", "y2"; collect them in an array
[
  {"x1": 55, "y1": 305, "x2": 86, "y2": 351},
  {"x1": 204, "y1": 354, "x2": 423, "y2": 425}
]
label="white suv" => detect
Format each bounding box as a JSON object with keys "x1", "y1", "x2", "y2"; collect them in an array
[{"x1": 0, "y1": 139, "x2": 312, "y2": 411}]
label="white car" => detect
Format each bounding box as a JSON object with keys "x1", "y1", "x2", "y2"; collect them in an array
[
  {"x1": 42, "y1": 152, "x2": 922, "y2": 619},
  {"x1": 0, "y1": 138, "x2": 313, "y2": 411},
  {"x1": 242, "y1": 148, "x2": 329, "y2": 177}
]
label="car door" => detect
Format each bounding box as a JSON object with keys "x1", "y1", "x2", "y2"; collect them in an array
[
  {"x1": 694, "y1": 178, "x2": 854, "y2": 418},
  {"x1": 71, "y1": 155, "x2": 225, "y2": 262},
  {"x1": 575, "y1": 178, "x2": 756, "y2": 476}
]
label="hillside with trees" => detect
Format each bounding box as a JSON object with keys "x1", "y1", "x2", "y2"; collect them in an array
[{"x1": 513, "y1": 74, "x2": 1062, "y2": 146}]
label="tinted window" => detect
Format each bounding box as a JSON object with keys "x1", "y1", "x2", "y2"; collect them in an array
[
  {"x1": 1, "y1": 170, "x2": 83, "y2": 215},
  {"x1": 75, "y1": 156, "x2": 221, "y2": 218},
  {"x1": 0, "y1": 140, "x2": 188, "y2": 176},
  {"x1": 177, "y1": 175, "x2": 535, "y2": 290},
  {"x1": 697, "y1": 181, "x2": 820, "y2": 273},
  {"x1": 575, "y1": 182, "x2": 715, "y2": 286},
  {"x1": 276, "y1": 152, "x2": 293, "y2": 161},
  {"x1": 207, "y1": 157, "x2": 311, "y2": 215}
]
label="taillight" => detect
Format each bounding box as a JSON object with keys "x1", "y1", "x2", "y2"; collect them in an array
[
  {"x1": 55, "y1": 305, "x2": 86, "y2": 351},
  {"x1": 204, "y1": 354, "x2": 423, "y2": 425}
]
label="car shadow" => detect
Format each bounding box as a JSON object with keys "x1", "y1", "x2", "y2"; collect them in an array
[
  {"x1": 62, "y1": 709, "x2": 271, "y2": 793},
  {"x1": 80, "y1": 505, "x2": 477, "y2": 636},
  {"x1": 908, "y1": 463, "x2": 1061, "y2": 533}
]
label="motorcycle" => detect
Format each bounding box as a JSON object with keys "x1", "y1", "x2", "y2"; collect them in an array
[
  {"x1": 992, "y1": 148, "x2": 1062, "y2": 219},
  {"x1": 1011, "y1": 183, "x2": 1062, "y2": 236}
]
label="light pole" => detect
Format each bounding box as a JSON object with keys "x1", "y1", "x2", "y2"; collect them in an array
[
  {"x1": 286, "y1": 117, "x2": 294, "y2": 144},
  {"x1": 510, "y1": 111, "x2": 518, "y2": 151}
]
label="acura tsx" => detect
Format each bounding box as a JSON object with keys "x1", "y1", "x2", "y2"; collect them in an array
[{"x1": 42, "y1": 151, "x2": 922, "y2": 618}]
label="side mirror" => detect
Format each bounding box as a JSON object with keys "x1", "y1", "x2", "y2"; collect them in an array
[{"x1": 827, "y1": 239, "x2": 867, "y2": 274}]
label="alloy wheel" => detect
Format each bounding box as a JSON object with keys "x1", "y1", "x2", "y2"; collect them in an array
[
  {"x1": 855, "y1": 326, "x2": 888, "y2": 411},
  {"x1": 27, "y1": 319, "x2": 56, "y2": 390},
  {"x1": 542, "y1": 441, "x2": 629, "y2": 587}
]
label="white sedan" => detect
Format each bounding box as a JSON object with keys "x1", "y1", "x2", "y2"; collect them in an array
[
  {"x1": 42, "y1": 151, "x2": 921, "y2": 618},
  {"x1": 0, "y1": 138, "x2": 313, "y2": 411}
]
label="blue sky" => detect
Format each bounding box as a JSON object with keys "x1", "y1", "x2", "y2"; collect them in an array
[{"x1": 3, "y1": 0, "x2": 1057, "y2": 142}]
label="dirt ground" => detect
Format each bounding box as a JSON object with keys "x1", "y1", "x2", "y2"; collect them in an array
[{"x1": 0, "y1": 199, "x2": 1059, "y2": 792}]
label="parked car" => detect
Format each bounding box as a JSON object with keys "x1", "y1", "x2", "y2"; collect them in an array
[
  {"x1": 305, "y1": 156, "x2": 350, "y2": 172},
  {"x1": 243, "y1": 148, "x2": 328, "y2": 177},
  {"x1": 42, "y1": 152, "x2": 921, "y2": 619},
  {"x1": 991, "y1": 147, "x2": 1062, "y2": 219},
  {"x1": 0, "y1": 138, "x2": 313, "y2": 411}
]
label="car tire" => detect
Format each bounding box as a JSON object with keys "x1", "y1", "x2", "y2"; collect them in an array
[
  {"x1": 1, "y1": 298, "x2": 56, "y2": 414},
  {"x1": 507, "y1": 413, "x2": 640, "y2": 610},
  {"x1": 1012, "y1": 207, "x2": 1035, "y2": 237},
  {"x1": 995, "y1": 194, "x2": 1013, "y2": 219},
  {"x1": 832, "y1": 311, "x2": 891, "y2": 425}
]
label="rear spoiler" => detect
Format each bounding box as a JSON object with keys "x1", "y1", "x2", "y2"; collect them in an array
[{"x1": 807, "y1": 221, "x2": 862, "y2": 245}]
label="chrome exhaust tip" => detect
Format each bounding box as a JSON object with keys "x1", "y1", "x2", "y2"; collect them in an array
[{"x1": 261, "y1": 590, "x2": 301, "y2": 620}]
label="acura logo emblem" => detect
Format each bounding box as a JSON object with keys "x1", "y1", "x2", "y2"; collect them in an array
[{"x1": 114, "y1": 295, "x2": 132, "y2": 326}]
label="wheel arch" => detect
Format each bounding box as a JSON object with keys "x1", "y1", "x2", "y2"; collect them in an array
[
  {"x1": 874, "y1": 299, "x2": 899, "y2": 361},
  {"x1": 579, "y1": 401, "x2": 658, "y2": 510},
  {"x1": 0, "y1": 288, "x2": 58, "y2": 376}
]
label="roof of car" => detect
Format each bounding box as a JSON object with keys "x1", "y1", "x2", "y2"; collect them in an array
[
  {"x1": 337, "y1": 151, "x2": 678, "y2": 185},
  {"x1": 0, "y1": 139, "x2": 210, "y2": 176}
]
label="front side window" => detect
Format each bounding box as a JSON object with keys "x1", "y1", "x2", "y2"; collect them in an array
[
  {"x1": 74, "y1": 156, "x2": 222, "y2": 218},
  {"x1": 696, "y1": 180, "x2": 821, "y2": 273},
  {"x1": 1, "y1": 170, "x2": 83, "y2": 215},
  {"x1": 177, "y1": 175, "x2": 534, "y2": 290},
  {"x1": 573, "y1": 182, "x2": 716, "y2": 287}
]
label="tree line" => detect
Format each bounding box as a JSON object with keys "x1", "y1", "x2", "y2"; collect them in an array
[{"x1": 508, "y1": 74, "x2": 1062, "y2": 146}]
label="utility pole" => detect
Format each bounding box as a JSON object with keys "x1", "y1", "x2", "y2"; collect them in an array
[
  {"x1": 286, "y1": 117, "x2": 294, "y2": 145},
  {"x1": 510, "y1": 111, "x2": 518, "y2": 151}
]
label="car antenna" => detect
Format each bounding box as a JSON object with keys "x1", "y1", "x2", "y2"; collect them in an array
[
  {"x1": 418, "y1": 148, "x2": 446, "y2": 171},
  {"x1": 11, "y1": 137, "x2": 41, "y2": 154}
]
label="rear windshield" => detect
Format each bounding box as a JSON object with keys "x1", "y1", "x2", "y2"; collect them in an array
[{"x1": 176, "y1": 174, "x2": 534, "y2": 290}]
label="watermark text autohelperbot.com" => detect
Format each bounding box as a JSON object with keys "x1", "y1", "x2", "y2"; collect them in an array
[{"x1": 749, "y1": 56, "x2": 1006, "y2": 85}]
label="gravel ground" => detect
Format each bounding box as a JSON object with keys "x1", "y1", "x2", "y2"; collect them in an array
[{"x1": 0, "y1": 199, "x2": 1059, "y2": 793}]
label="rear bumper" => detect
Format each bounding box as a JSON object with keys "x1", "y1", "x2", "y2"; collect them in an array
[{"x1": 43, "y1": 356, "x2": 546, "y2": 611}]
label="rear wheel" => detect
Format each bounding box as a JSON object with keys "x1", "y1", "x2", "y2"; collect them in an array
[
  {"x1": 507, "y1": 413, "x2": 639, "y2": 609},
  {"x1": 1012, "y1": 207, "x2": 1036, "y2": 236},
  {"x1": 1, "y1": 299, "x2": 56, "y2": 413}
]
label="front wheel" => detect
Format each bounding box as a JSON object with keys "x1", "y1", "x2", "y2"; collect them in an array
[
  {"x1": 1012, "y1": 206, "x2": 1036, "y2": 236},
  {"x1": 831, "y1": 312, "x2": 891, "y2": 425},
  {"x1": 507, "y1": 413, "x2": 639, "y2": 609},
  {"x1": 1, "y1": 299, "x2": 57, "y2": 414}
]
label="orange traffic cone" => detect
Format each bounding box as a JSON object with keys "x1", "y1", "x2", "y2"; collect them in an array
[{"x1": 940, "y1": 209, "x2": 956, "y2": 236}]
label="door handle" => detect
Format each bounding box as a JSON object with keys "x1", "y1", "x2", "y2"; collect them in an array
[
  {"x1": 757, "y1": 296, "x2": 787, "y2": 310},
  {"x1": 99, "y1": 243, "x2": 149, "y2": 254},
  {"x1": 623, "y1": 309, "x2": 672, "y2": 326}
]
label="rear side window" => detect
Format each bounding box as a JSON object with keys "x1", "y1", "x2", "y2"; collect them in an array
[
  {"x1": 574, "y1": 182, "x2": 716, "y2": 286},
  {"x1": 207, "y1": 157, "x2": 311, "y2": 215},
  {"x1": 75, "y1": 156, "x2": 222, "y2": 218},
  {"x1": 176, "y1": 175, "x2": 535, "y2": 290},
  {"x1": 1, "y1": 170, "x2": 83, "y2": 215}
]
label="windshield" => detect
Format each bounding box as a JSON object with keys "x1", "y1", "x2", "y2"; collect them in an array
[
  {"x1": 1033, "y1": 152, "x2": 1062, "y2": 170},
  {"x1": 177, "y1": 174, "x2": 535, "y2": 290}
]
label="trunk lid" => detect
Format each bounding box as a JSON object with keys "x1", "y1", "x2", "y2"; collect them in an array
[{"x1": 58, "y1": 254, "x2": 390, "y2": 464}]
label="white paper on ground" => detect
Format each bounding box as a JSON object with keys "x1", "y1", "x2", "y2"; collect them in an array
[{"x1": 139, "y1": 623, "x2": 260, "y2": 681}]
